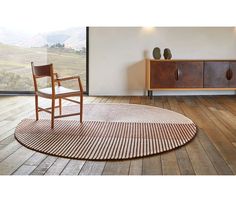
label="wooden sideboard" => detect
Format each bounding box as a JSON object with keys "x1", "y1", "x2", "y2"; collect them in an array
[{"x1": 146, "y1": 59, "x2": 236, "y2": 98}]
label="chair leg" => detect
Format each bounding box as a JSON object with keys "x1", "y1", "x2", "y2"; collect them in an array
[
  {"x1": 35, "y1": 95, "x2": 39, "y2": 121},
  {"x1": 80, "y1": 94, "x2": 83, "y2": 123},
  {"x1": 51, "y1": 98, "x2": 55, "y2": 129},
  {"x1": 59, "y1": 98, "x2": 62, "y2": 115}
]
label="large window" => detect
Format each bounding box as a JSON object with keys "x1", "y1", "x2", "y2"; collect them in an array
[{"x1": 0, "y1": 26, "x2": 87, "y2": 92}]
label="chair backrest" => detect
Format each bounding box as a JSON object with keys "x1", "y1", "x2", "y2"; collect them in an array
[
  {"x1": 31, "y1": 62, "x2": 53, "y2": 77},
  {"x1": 31, "y1": 62, "x2": 55, "y2": 93}
]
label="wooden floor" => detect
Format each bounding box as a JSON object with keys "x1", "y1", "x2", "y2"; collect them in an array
[{"x1": 0, "y1": 95, "x2": 236, "y2": 175}]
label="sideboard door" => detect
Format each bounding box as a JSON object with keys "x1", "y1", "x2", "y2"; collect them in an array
[
  {"x1": 229, "y1": 62, "x2": 236, "y2": 87},
  {"x1": 150, "y1": 61, "x2": 177, "y2": 88},
  {"x1": 204, "y1": 62, "x2": 229, "y2": 88},
  {"x1": 176, "y1": 62, "x2": 203, "y2": 88}
]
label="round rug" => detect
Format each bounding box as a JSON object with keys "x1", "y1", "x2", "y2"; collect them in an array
[{"x1": 15, "y1": 104, "x2": 197, "y2": 160}]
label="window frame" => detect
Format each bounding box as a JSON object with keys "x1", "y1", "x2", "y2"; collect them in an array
[{"x1": 0, "y1": 27, "x2": 89, "y2": 96}]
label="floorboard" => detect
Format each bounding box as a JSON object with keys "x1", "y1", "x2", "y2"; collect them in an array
[
  {"x1": 142, "y1": 156, "x2": 162, "y2": 175},
  {"x1": 129, "y1": 159, "x2": 142, "y2": 175},
  {"x1": 0, "y1": 141, "x2": 22, "y2": 162},
  {"x1": 102, "y1": 160, "x2": 130, "y2": 175},
  {"x1": 61, "y1": 159, "x2": 85, "y2": 175},
  {"x1": 185, "y1": 138, "x2": 217, "y2": 175},
  {"x1": 0, "y1": 95, "x2": 236, "y2": 175},
  {"x1": 30, "y1": 156, "x2": 57, "y2": 175},
  {"x1": 197, "y1": 129, "x2": 233, "y2": 175},
  {"x1": 0, "y1": 146, "x2": 34, "y2": 175},
  {"x1": 161, "y1": 151, "x2": 180, "y2": 175},
  {"x1": 13, "y1": 165, "x2": 37, "y2": 175},
  {"x1": 24, "y1": 152, "x2": 47, "y2": 166},
  {"x1": 79, "y1": 161, "x2": 106, "y2": 175},
  {"x1": 175, "y1": 147, "x2": 195, "y2": 175},
  {"x1": 45, "y1": 158, "x2": 70, "y2": 175}
]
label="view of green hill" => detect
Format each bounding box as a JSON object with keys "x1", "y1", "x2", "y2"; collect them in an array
[{"x1": 0, "y1": 43, "x2": 86, "y2": 91}]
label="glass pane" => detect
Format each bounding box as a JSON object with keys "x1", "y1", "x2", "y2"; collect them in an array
[{"x1": 0, "y1": 27, "x2": 86, "y2": 91}]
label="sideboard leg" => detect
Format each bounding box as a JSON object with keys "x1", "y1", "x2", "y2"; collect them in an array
[
  {"x1": 148, "y1": 90, "x2": 153, "y2": 99},
  {"x1": 150, "y1": 90, "x2": 153, "y2": 99}
]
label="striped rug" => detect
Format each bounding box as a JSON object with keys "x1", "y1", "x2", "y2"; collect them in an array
[{"x1": 15, "y1": 104, "x2": 197, "y2": 160}]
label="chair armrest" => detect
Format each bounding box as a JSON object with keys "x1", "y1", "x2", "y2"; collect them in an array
[
  {"x1": 56, "y1": 75, "x2": 84, "y2": 92},
  {"x1": 56, "y1": 76, "x2": 80, "y2": 81}
]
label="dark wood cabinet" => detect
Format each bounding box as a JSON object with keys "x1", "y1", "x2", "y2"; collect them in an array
[
  {"x1": 204, "y1": 62, "x2": 229, "y2": 88},
  {"x1": 150, "y1": 61, "x2": 176, "y2": 88},
  {"x1": 176, "y1": 62, "x2": 203, "y2": 88},
  {"x1": 146, "y1": 59, "x2": 236, "y2": 98},
  {"x1": 149, "y1": 61, "x2": 204, "y2": 88}
]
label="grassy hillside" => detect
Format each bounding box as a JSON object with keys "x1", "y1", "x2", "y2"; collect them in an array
[{"x1": 0, "y1": 43, "x2": 86, "y2": 91}]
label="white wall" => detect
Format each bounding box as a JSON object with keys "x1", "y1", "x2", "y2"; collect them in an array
[{"x1": 89, "y1": 27, "x2": 236, "y2": 96}]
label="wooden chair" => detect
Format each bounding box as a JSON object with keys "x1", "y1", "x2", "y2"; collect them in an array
[{"x1": 31, "y1": 62, "x2": 83, "y2": 129}]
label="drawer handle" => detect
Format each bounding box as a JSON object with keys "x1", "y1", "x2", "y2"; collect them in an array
[
  {"x1": 230, "y1": 69, "x2": 233, "y2": 80},
  {"x1": 226, "y1": 69, "x2": 229, "y2": 80},
  {"x1": 175, "y1": 69, "x2": 179, "y2": 80},
  {"x1": 227, "y1": 69, "x2": 233, "y2": 80}
]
